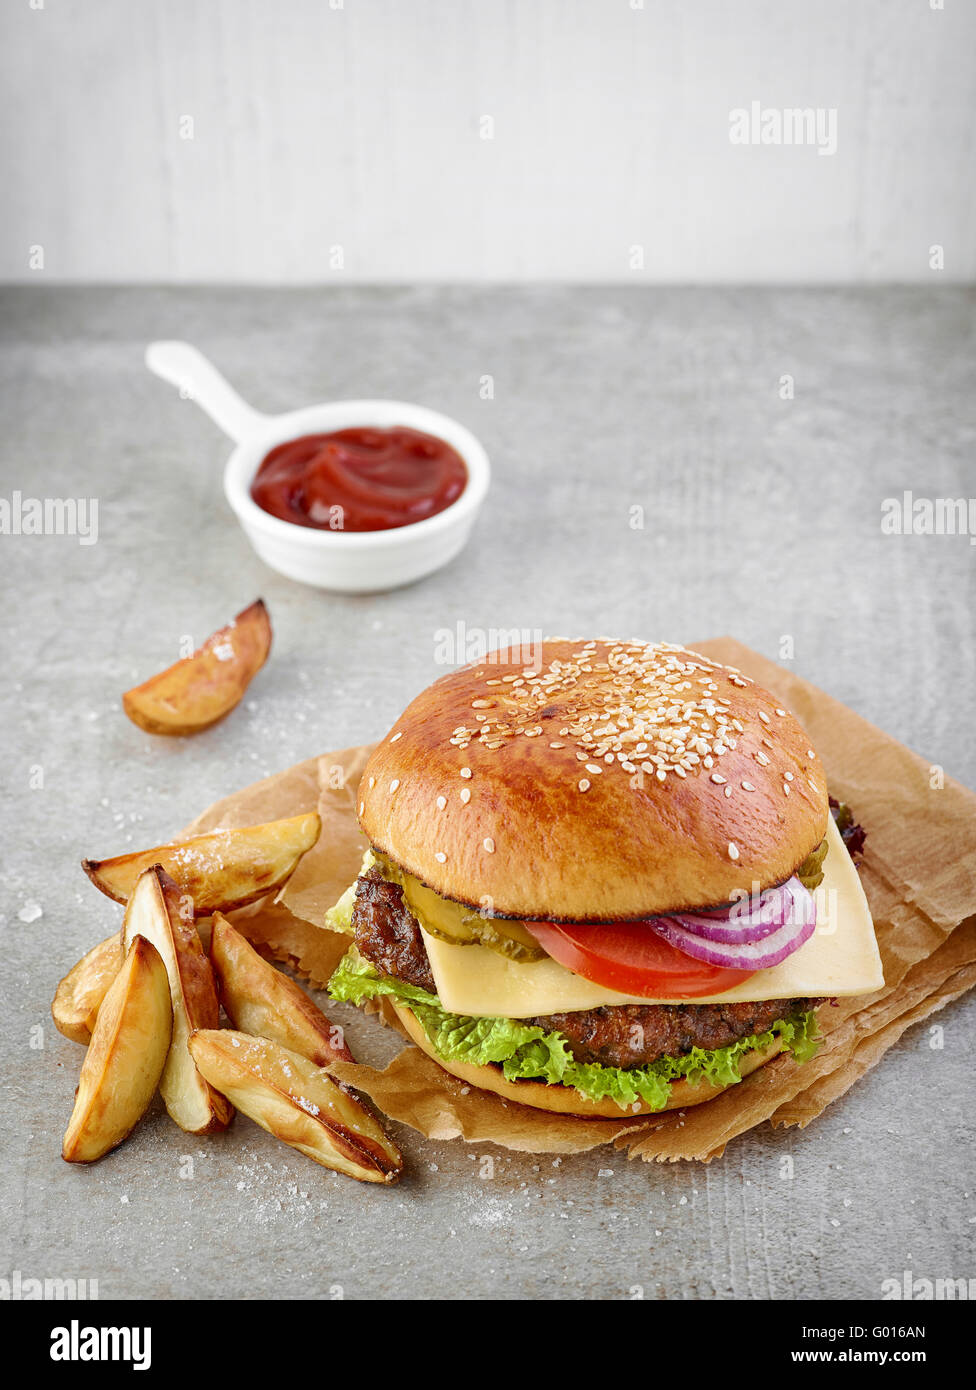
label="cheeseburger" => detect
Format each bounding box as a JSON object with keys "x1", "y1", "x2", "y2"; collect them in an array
[{"x1": 327, "y1": 641, "x2": 883, "y2": 1118}]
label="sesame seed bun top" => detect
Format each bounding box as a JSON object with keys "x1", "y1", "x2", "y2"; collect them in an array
[{"x1": 358, "y1": 640, "x2": 829, "y2": 921}]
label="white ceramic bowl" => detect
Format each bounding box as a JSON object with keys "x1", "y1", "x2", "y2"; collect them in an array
[{"x1": 146, "y1": 341, "x2": 490, "y2": 594}]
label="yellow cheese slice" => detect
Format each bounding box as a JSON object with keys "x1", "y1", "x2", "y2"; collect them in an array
[{"x1": 421, "y1": 814, "x2": 883, "y2": 1018}]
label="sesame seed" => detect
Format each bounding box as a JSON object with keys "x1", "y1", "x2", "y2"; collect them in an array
[
  {"x1": 807, "y1": 749, "x2": 815, "y2": 759},
  {"x1": 358, "y1": 802, "x2": 364, "y2": 815},
  {"x1": 728, "y1": 842, "x2": 740, "y2": 861},
  {"x1": 578, "y1": 778, "x2": 591, "y2": 792},
  {"x1": 390, "y1": 731, "x2": 403, "y2": 742},
  {"x1": 741, "y1": 780, "x2": 755, "y2": 792},
  {"x1": 389, "y1": 779, "x2": 400, "y2": 792},
  {"x1": 436, "y1": 795, "x2": 446, "y2": 809},
  {"x1": 755, "y1": 751, "x2": 769, "y2": 765},
  {"x1": 724, "y1": 785, "x2": 732, "y2": 797},
  {"x1": 775, "y1": 708, "x2": 786, "y2": 717},
  {"x1": 783, "y1": 783, "x2": 791, "y2": 796},
  {"x1": 784, "y1": 771, "x2": 794, "y2": 781},
  {"x1": 460, "y1": 767, "x2": 472, "y2": 779},
  {"x1": 460, "y1": 787, "x2": 471, "y2": 804},
  {"x1": 711, "y1": 773, "x2": 726, "y2": 784},
  {"x1": 368, "y1": 777, "x2": 375, "y2": 789},
  {"x1": 758, "y1": 711, "x2": 770, "y2": 724},
  {"x1": 483, "y1": 837, "x2": 495, "y2": 853},
  {"x1": 435, "y1": 851, "x2": 447, "y2": 863},
  {"x1": 448, "y1": 642, "x2": 773, "y2": 792}
]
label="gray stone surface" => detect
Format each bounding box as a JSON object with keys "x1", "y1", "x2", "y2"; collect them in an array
[{"x1": 0, "y1": 286, "x2": 973, "y2": 1301}]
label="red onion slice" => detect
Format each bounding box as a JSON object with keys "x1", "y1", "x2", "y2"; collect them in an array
[
  {"x1": 671, "y1": 877, "x2": 813, "y2": 944},
  {"x1": 648, "y1": 879, "x2": 816, "y2": 970}
]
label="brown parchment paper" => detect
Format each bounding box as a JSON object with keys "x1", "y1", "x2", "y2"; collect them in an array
[{"x1": 178, "y1": 640, "x2": 976, "y2": 1162}]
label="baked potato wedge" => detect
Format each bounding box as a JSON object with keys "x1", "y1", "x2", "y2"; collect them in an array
[
  {"x1": 122, "y1": 598, "x2": 271, "y2": 736},
  {"x1": 82, "y1": 812, "x2": 321, "y2": 916},
  {"x1": 62, "y1": 935, "x2": 172, "y2": 1163},
  {"x1": 52, "y1": 932, "x2": 123, "y2": 1044},
  {"x1": 210, "y1": 914, "x2": 353, "y2": 1067},
  {"x1": 122, "y1": 866, "x2": 233, "y2": 1135},
  {"x1": 188, "y1": 1030, "x2": 402, "y2": 1184}
]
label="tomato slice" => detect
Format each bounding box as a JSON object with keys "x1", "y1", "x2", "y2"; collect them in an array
[{"x1": 525, "y1": 920, "x2": 756, "y2": 999}]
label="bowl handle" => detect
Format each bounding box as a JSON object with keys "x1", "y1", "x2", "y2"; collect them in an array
[{"x1": 145, "y1": 341, "x2": 273, "y2": 443}]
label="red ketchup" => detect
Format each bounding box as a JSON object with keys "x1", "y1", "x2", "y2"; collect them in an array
[{"x1": 250, "y1": 426, "x2": 467, "y2": 532}]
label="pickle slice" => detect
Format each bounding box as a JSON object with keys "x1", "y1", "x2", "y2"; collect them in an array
[
  {"x1": 796, "y1": 836, "x2": 828, "y2": 890},
  {"x1": 467, "y1": 918, "x2": 546, "y2": 963},
  {"x1": 373, "y1": 854, "x2": 546, "y2": 961}
]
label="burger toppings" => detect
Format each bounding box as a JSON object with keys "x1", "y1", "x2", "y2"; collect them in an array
[
  {"x1": 830, "y1": 797, "x2": 867, "y2": 857},
  {"x1": 360, "y1": 861, "x2": 548, "y2": 963},
  {"x1": 660, "y1": 877, "x2": 814, "y2": 946},
  {"x1": 328, "y1": 940, "x2": 822, "y2": 1113},
  {"x1": 521, "y1": 919, "x2": 755, "y2": 998},
  {"x1": 643, "y1": 890, "x2": 815, "y2": 971},
  {"x1": 797, "y1": 835, "x2": 829, "y2": 889},
  {"x1": 349, "y1": 885, "x2": 820, "y2": 1069},
  {"x1": 794, "y1": 803, "x2": 866, "y2": 891},
  {"x1": 350, "y1": 867, "x2": 822, "y2": 1070},
  {"x1": 352, "y1": 844, "x2": 819, "y2": 990}
]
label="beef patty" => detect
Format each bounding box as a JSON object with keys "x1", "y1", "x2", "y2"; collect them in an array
[{"x1": 351, "y1": 867, "x2": 822, "y2": 1070}]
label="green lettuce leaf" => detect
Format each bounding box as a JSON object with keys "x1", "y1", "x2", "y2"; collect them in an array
[{"x1": 328, "y1": 947, "x2": 821, "y2": 1113}]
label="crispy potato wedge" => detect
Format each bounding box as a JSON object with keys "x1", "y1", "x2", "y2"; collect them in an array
[
  {"x1": 52, "y1": 932, "x2": 123, "y2": 1044},
  {"x1": 63, "y1": 936, "x2": 172, "y2": 1163},
  {"x1": 122, "y1": 866, "x2": 233, "y2": 1135},
  {"x1": 210, "y1": 914, "x2": 353, "y2": 1067},
  {"x1": 82, "y1": 811, "x2": 321, "y2": 916},
  {"x1": 122, "y1": 598, "x2": 272, "y2": 736},
  {"x1": 189, "y1": 1030, "x2": 402, "y2": 1184}
]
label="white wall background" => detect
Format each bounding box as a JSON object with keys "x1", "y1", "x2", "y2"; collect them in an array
[{"x1": 2, "y1": 0, "x2": 974, "y2": 283}]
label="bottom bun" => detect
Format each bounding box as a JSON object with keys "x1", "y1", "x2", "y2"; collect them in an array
[{"x1": 391, "y1": 1000, "x2": 788, "y2": 1120}]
